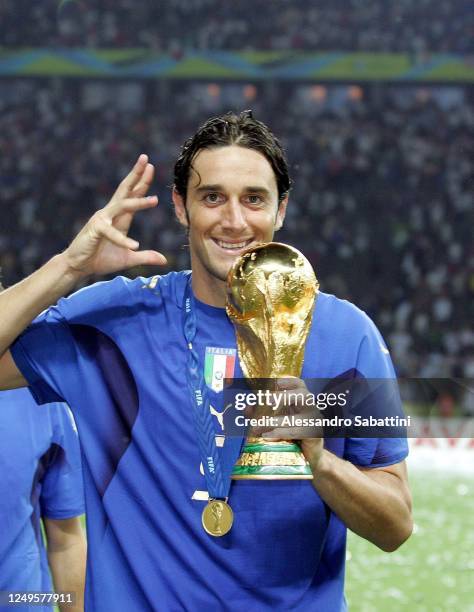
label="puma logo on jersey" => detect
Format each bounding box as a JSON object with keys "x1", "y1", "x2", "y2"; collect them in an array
[{"x1": 209, "y1": 403, "x2": 233, "y2": 432}]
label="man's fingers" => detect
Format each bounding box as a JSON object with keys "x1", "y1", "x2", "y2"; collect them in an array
[
  {"x1": 131, "y1": 163, "x2": 155, "y2": 197},
  {"x1": 98, "y1": 221, "x2": 168, "y2": 265},
  {"x1": 249, "y1": 425, "x2": 294, "y2": 438},
  {"x1": 277, "y1": 377, "x2": 305, "y2": 391},
  {"x1": 254, "y1": 426, "x2": 319, "y2": 440},
  {"x1": 106, "y1": 156, "x2": 156, "y2": 213},
  {"x1": 100, "y1": 224, "x2": 140, "y2": 251},
  {"x1": 126, "y1": 250, "x2": 168, "y2": 267},
  {"x1": 113, "y1": 154, "x2": 149, "y2": 200},
  {"x1": 106, "y1": 195, "x2": 158, "y2": 219},
  {"x1": 122, "y1": 195, "x2": 159, "y2": 213}
]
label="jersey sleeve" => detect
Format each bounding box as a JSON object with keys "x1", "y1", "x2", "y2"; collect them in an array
[
  {"x1": 11, "y1": 307, "x2": 74, "y2": 405},
  {"x1": 40, "y1": 404, "x2": 85, "y2": 519},
  {"x1": 343, "y1": 312, "x2": 409, "y2": 468},
  {"x1": 10, "y1": 276, "x2": 136, "y2": 405}
]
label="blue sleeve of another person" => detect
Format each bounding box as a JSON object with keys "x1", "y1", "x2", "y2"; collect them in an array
[
  {"x1": 343, "y1": 311, "x2": 409, "y2": 468},
  {"x1": 40, "y1": 403, "x2": 85, "y2": 519}
]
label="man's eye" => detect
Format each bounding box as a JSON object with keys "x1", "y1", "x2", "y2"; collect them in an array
[
  {"x1": 204, "y1": 193, "x2": 223, "y2": 204},
  {"x1": 245, "y1": 195, "x2": 263, "y2": 206}
]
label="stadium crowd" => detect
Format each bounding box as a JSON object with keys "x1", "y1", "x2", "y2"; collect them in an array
[
  {"x1": 0, "y1": 79, "x2": 472, "y2": 386},
  {"x1": 1, "y1": 0, "x2": 473, "y2": 54}
]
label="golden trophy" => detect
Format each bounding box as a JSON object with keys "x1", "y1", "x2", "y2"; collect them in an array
[{"x1": 226, "y1": 242, "x2": 319, "y2": 479}]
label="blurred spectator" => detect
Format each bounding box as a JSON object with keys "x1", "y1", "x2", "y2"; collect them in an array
[
  {"x1": 1, "y1": 0, "x2": 473, "y2": 54},
  {"x1": 0, "y1": 79, "x2": 472, "y2": 380}
]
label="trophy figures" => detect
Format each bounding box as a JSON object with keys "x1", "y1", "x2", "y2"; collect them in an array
[{"x1": 226, "y1": 242, "x2": 319, "y2": 479}]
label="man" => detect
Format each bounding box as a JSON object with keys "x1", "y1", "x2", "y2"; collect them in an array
[
  {"x1": 0, "y1": 387, "x2": 86, "y2": 612},
  {"x1": 0, "y1": 111, "x2": 412, "y2": 611}
]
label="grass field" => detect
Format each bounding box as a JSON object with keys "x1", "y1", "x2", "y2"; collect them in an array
[{"x1": 346, "y1": 471, "x2": 474, "y2": 611}]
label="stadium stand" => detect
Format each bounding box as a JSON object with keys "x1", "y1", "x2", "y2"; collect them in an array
[
  {"x1": 1, "y1": 0, "x2": 473, "y2": 53},
  {"x1": 0, "y1": 80, "x2": 472, "y2": 380}
]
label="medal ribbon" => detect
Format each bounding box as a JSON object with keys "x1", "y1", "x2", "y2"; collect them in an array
[{"x1": 183, "y1": 275, "x2": 242, "y2": 501}]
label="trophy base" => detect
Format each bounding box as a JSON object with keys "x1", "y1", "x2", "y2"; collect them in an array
[{"x1": 231, "y1": 440, "x2": 313, "y2": 480}]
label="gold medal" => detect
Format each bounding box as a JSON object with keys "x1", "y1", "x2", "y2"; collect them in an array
[{"x1": 202, "y1": 499, "x2": 233, "y2": 537}]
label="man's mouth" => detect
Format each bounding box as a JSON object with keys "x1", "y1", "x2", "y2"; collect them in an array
[{"x1": 212, "y1": 238, "x2": 253, "y2": 251}]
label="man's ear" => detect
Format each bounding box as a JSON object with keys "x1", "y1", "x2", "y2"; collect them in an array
[
  {"x1": 172, "y1": 186, "x2": 188, "y2": 227},
  {"x1": 274, "y1": 196, "x2": 288, "y2": 232}
]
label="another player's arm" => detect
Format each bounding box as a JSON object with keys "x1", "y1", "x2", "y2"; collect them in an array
[
  {"x1": 43, "y1": 516, "x2": 87, "y2": 612},
  {"x1": 303, "y1": 440, "x2": 413, "y2": 552},
  {"x1": 0, "y1": 154, "x2": 166, "y2": 391}
]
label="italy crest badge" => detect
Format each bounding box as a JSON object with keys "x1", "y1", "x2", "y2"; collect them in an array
[{"x1": 204, "y1": 347, "x2": 236, "y2": 392}]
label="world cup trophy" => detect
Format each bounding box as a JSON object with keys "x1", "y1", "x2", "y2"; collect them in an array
[{"x1": 226, "y1": 242, "x2": 319, "y2": 479}]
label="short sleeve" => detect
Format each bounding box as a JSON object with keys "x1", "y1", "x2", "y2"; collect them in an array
[
  {"x1": 40, "y1": 404, "x2": 85, "y2": 519},
  {"x1": 343, "y1": 313, "x2": 409, "y2": 467},
  {"x1": 10, "y1": 276, "x2": 135, "y2": 405},
  {"x1": 11, "y1": 307, "x2": 75, "y2": 405},
  {"x1": 343, "y1": 437, "x2": 409, "y2": 468}
]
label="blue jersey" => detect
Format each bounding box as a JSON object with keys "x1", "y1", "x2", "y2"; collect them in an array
[
  {"x1": 11, "y1": 272, "x2": 408, "y2": 611},
  {"x1": 0, "y1": 388, "x2": 84, "y2": 612}
]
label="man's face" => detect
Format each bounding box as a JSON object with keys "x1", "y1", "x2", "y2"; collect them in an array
[{"x1": 173, "y1": 145, "x2": 287, "y2": 297}]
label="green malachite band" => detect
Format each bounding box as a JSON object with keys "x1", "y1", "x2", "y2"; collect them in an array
[
  {"x1": 232, "y1": 464, "x2": 313, "y2": 477},
  {"x1": 241, "y1": 443, "x2": 302, "y2": 453},
  {"x1": 231, "y1": 441, "x2": 313, "y2": 478}
]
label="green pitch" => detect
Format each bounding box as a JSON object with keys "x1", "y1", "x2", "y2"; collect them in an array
[{"x1": 346, "y1": 471, "x2": 474, "y2": 611}]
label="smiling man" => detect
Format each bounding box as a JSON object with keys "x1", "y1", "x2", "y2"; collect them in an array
[
  {"x1": 0, "y1": 111, "x2": 412, "y2": 611},
  {"x1": 173, "y1": 145, "x2": 287, "y2": 305}
]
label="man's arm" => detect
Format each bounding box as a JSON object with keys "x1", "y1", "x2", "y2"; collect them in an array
[
  {"x1": 0, "y1": 351, "x2": 27, "y2": 389},
  {"x1": 0, "y1": 256, "x2": 80, "y2": 390},
  {"x1": 0, "y1": 155, "x2": 166, "y2": 390},
  {"x1": 266, "y1": 378, "x2": 413, "y2": 552},
  {"x1": 302, "y1": 439, "x2": 413, "y2": 552},
  {"x1": 43, "y1": 517, "x2": 87, "y2": 612}
]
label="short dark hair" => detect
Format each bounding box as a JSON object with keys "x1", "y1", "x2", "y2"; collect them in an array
[{"x1": 173, "y1": 110, "x2": 291, "y2": 203}]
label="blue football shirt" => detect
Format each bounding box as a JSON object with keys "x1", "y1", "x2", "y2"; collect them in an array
[
  {"x1": 11, "y1": 271, "x2": 408, "y2": 611},
  {"x1": 0, "y1": 388, "x2": 84, "y2": 612}
]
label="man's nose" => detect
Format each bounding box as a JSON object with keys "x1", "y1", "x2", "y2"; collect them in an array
[{"x1": 221, "y1": 199, "x2": 247, "y2": 233}]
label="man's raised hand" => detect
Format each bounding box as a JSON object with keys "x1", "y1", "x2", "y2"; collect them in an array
[{"x1": 63, "y1": 154, "x2": 167, "y2": 279}]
